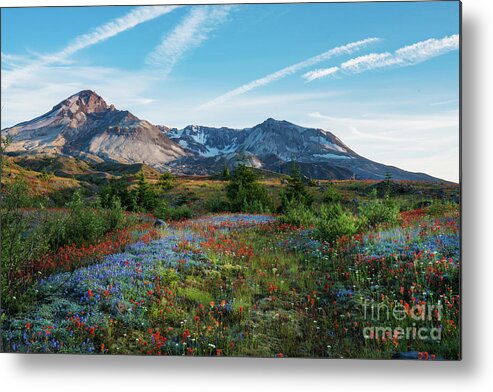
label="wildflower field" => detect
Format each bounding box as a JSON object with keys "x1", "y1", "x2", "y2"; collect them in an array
[{"x1": 2, "y1": 206, "x2": 460, "y2": 359}]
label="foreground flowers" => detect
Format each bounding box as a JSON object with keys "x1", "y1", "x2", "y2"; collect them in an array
[{"x1": 3, "y1": 210, "x2": 459, "y2": 359}]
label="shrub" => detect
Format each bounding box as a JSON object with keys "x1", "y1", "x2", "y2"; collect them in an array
[
  {"x1": 168, "y1": 205, "x2": 193, "y2": 220},
  {"x1": 427, "y1": 200, "x2": 458, "y2": 216},
  {"x1": 205, "y1": 194, "x2": 229, "y2": 213},
  {"x1": 319, "y1": 203, "x2": 344, "y2": 220},
  {"x1": 221, "y1": 163, "x2": 231, "y2": 180},
  {"x1": 104, "y1": 196, "x2": 126, "y2": 231},
  {"x1": 1, "y1": 181, "x2": 45, "y2": 313},
  {"x1": 358, "y1": 195, "x2": 400, "y2": 228},
  {"x1": 315, "y1": 204, "x2": 360, "y2": 243},
  {"x1": 154, "y1": 201, "x2": 193, "y2": 221},
  {"x1": 243, "y1": 199, "x2": 272, "y2": 214},
  {"x1": 322, "y1": 182, "x2": 342, "y2": 204},
  {"x1": 279, "y1": 202, "x2": 317, "y2": 227},
  {"x1": 63, "y1": 190, "x2": 107, "y2": 245}
]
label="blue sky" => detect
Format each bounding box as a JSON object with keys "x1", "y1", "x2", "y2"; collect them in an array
[{"x1": 1, "y1": 2, "x2": 460, "y2": 182}]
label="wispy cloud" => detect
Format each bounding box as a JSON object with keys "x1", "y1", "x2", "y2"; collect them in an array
[
  {"x1": 198, "y1": 37, "x2": 380, "y2": 109},
  {"x1": 302, "y1": 66, "x2": 341, "y2": 83},
  {"x1": 395, "y1": 34, "x2": 459, "y2": 63},
  {"x1": 2, "y1": 6, "x2": 179, "y2": 89},
  {"x1": 303, "y1": 34, "x2": 459, "y2": 82},
  {"x1": 146, "y1": 5, "x2": 233, "y2": 77},
  {"x1": 48, "y1": 6, "x2": 179, "y2": 63},
  {"x1": 429, "y1": 98, "x2": 458, "y2": 107},
  {"x1": 306, "y1": 110, "x2": 459, "y2": 182},
  {"x1": 1, "y1": 64, "x2": 159, "y2": 129}
]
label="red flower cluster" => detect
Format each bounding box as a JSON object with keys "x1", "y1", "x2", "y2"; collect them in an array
[
  {"x1": 23, "y1": 223, "x2": 161, "y2": 279},
  {"x1": 200, "y1": 235, "x2": 253, "y2": 259}
]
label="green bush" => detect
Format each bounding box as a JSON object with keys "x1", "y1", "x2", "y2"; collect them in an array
[
  {"x1": 63, "y1": 191, "x2": 107, "y2": 245},
  {"x1": 104, "y1": 196, "x2": 126, "y2": 231},
  {"x1": 243, "y1": 199, "x2": 272, "y2": 214},
  {"x1": 279, "y1": 202, "x2": 317, "y2": 227},
  {"x1": 205, "y1": 194, "x2": 229, "y2": 213},
  {"x1": 427, "y1": 200, "x2": 458, "y2": 216},
  {"x1": 315, "y1": 204, "x2": 360, "y2": 243},
  {"x1": 154, "y1": 201, "x2": 193, "y2": 221},
  {"x1": 323, "y1": 183, "x2": 342, "y2": 204},
  {"x1": 1, "y1": 181, "x2": 45, "y2": 313},
  {"x1": 358, "y1": 196, "x2": 400, "y2": 228},
  {"x1": 169, "y1": 205, "x2": 193, "y2": 220},
  {"x1": 221, "y1": 163, "x2": 231, "y2": 180}
]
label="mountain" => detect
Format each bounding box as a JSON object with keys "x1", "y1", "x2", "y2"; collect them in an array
[
  {"x1": 165, "y1": 118, "x2": 355, "y2": 160},
  {"x1": 3, "y1": 90, "x2": 187, "y2": 170},
  {"x1": 3, "y1": 91, "x2": 442, "y2": 181},
  {"x1": 166, "y1": 118, "x2": 440, "y2": 181}
]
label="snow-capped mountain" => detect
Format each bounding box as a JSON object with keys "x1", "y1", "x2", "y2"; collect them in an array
[
  {"x1": 165, "y1": 118, "x2": 439, "y2": 181},
  {"x1": 166, "y1": 125, "x2": 246, "y2": 157},
  {"x1": 166, "y1": 118, "x2": 355, "y2": 162},
  {"x1": 3, "y1": 90, "x2": 187, "y2": 169},
  {"x1": 3, "y1": 90, "x2": 441, "y2": 181}
]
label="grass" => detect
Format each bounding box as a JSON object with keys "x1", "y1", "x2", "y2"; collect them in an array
[
  {"x1": 1, "y1": 158, "x2": 460, "y2": 358},
  {"x1": 2, "y1": 206, "x2": 460, "y2": 358}
]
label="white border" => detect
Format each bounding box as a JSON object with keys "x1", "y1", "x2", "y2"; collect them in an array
[{"x1": 2, "y1": 1, "x2": 493, "y2": 391}]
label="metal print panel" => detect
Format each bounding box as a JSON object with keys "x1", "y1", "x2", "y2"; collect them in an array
[{"x1": 0, "y1": 1, "x2": 461, "y2": 359}]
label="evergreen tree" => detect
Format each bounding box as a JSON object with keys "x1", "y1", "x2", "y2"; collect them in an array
[
  {"x1": 100, "y1": 176, "x2": 136, "y2": 211},
  {"x1": 226, "y1": 164, "x2": 272, "y2": 213},
  {"x1": 134, "y1": 171, "x2": 158, "y2": 212},
  {"x1": 158, "y1": 171, "x2": 175, "y2": 190},
  {"x1": 221, "y1": 163, "x2": 231, "y2": 180},
  {"x1": 280, "y1": 160, "x2": 313, "y2": 211},
  {"x1": 384, "y1": 171, "x2": 393, "y2": 197}
]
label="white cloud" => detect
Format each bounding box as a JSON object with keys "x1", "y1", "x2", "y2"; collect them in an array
[
  {"x1": 145, "y1": 5, "x2": 233, "y2": 77},
  {"x1": 1, "y1": 64, "x2": 157, "y2": 129},
  {"x1": 429, "y1": 98, "x2": 458, "y2": 107},
  {"x1": 302, "y1": 66, "x2": 340, "y2": 83},
  {"x1": 303, "y1": 34, "x2": 459, "y2": 82},
  {"x1": 340, "y1": 52, "x2": 404, "y2": 73},
  {"x1": 2, "y1": 6, "x2": 178, "y2": 89},
  {"x1": 1, "y1": 52, "x2": 33, "y2": 70},
  {"x1": 395, "y1": 34, "x2": 459, "y2": 63},
  {"x1": 198, "y1": 37, "x2": 380, "y2": 109},
  {"x1": 306, "y1": 111, "x2": 459, "y2": 182}
]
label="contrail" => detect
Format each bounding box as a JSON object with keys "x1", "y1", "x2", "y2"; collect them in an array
[
  {"x1": 197, "y1": 37, "x2": 380, "y2": 110},
  {"x1": 303, "y1": 34, "x2": 459, "y2": 82},
  {"x1": 3, "y1": 6, "x2": 179, "y2": 89},
  {"x1": 146, "y1": 5, "x2": 233, "y2": 78}
]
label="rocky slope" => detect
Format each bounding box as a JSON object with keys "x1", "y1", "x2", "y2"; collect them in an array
[
  {"x1": 166, "y1": 118, "x2": 440, "y2": 181},
  {"x1": 3, "y1": 90, "x2": 187, "y2": 170}
]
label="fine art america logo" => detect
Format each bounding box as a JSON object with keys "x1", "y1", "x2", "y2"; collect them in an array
[{"x1": 361, "y1": 299, "x2": 443, "y2": 342}]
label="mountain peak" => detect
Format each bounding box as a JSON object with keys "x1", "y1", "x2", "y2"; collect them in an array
[
  {"x1": 56, "y1": 89, "x2": 114, "y2": 115},
  {"x1": 261, "y1": 117, "x2": 284, "y2": 125},
  {"x1": 71, "y1": 89, "x2": 98, "y2": 98}
]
